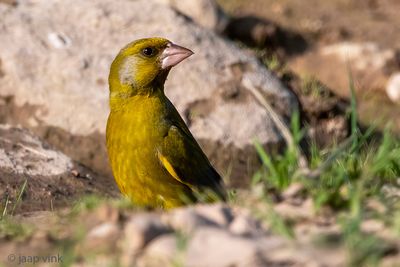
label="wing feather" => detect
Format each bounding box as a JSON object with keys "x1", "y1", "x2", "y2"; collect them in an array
[{"x1": 158, "y1": 122, "x2": 226, "y2": 201}]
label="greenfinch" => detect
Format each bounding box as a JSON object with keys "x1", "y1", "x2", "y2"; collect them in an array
[{"x1": 106, "y1": 37, "x2": 226, "y2": 209}]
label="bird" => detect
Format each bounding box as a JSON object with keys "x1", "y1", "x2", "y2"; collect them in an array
[{"x1": 106, "y1": 37, "x2": 226, "y2": 209}]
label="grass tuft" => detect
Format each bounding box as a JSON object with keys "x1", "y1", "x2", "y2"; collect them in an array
[
  {"x1": 252, "y1": 73, "x2": 400, "y2": 265},
  {"x1": 0, "y1": 216, "x2": 33, "y2": 240}
]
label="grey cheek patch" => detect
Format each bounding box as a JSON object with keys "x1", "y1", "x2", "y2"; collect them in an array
[{"x1": 119, "y1": 56, "x2": 137, "y2": 85}]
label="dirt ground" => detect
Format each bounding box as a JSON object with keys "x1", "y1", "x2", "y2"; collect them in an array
[
  {"x1": 0, "y1": 126, "x2": 119, "y2": 214},
  {"x1": 219, "y1": 0, "x2": 400, "y2": 132},
  {"x1": 219, "y1": 0, "x2": 400, "y2": 47}
]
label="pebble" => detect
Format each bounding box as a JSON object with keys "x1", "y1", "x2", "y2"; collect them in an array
[{"x1": 386, "y1": 72, "x2": 400, "y2": 102}]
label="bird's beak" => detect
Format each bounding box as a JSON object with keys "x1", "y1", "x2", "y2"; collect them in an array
[{"x1": 161, "y1": 42, "x2": 194, "y2": 69}]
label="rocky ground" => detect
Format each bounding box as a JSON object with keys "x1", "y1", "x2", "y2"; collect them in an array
[
  {"x1": 0, "y1": 0, "x2": 399, "y2": 266},
  {"x1": 218, "y1": 0, "x2": 400, "y2": 131}
]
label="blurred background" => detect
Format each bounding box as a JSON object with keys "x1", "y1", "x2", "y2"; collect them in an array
[
  {"x1": 219, "y1": 0, "x2": 400, "y2": 130},
  {"x1": 0, "y1": 0, "x2": 399, "y2": 266}
]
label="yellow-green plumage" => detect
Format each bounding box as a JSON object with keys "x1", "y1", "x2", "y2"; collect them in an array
[{"x1": 106, "y1": 37, "x2": 226, "y2": 209}]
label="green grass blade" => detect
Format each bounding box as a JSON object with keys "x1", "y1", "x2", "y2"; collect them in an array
[{"x1": 11, "y1": 179, "x2": 27, "y2": 215}]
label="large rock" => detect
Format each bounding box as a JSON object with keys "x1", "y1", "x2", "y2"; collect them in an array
[
  {"x1": 0, "y1": 125, "x2": 118, "y2": 213},
  {"x1": 0, "y1": 125, "x2": 72, "y2": 177},
  {"x1": 0, "y1": 0, "x2": 297, "y2": 185}
]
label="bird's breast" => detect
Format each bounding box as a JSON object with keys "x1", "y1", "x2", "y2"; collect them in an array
[{"x1": 106, "y1": 95, "x2": 170, "y2": 159}]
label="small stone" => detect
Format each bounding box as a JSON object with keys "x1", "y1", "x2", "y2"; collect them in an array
[
  {"x1": 274, "y1": 198, "x2": 314, "y2": 221},
  {"x1": 164, "y1": 206, "x2": 218, "y2": 233},
  {"x1": 136, "y1": 234, "x2": 179, "y2": 267},
  {"x1": 94, "y1": 204, "x2": 120, "y2": 223},
  {"x1": 83, "y1": 222, "x2": 120, "y2": 252},
  {"x1": 88, "y1": 222, "x2": 119, "y2": 239},
  {"x1": 366, "y1": 199, "x2": 387, "y2": 214},
  {"x1": 361, "y1": 219, "x2": 385, "y2": 234},
  {"x1": 382, "y1": 184, "x2": 400, "y2": 198},
  {"x1": 281, "y1": 182, "x2": 304, "y2": 199},
  {"x1": 386, "y1": 72, "x2": 400, "y2": 102},
  {"x1": 121, "y1": 213, "x2": 170, "y2": 266},
  {"x1": 71, "y1": 169, "x2": 80, "y2": 177},
  {"x1": 84, "y1": 173, "x2": 93, "y2": 180},
  {"x1": 185, "y1": 227, "x2": 264, "y2": 267},
  {"x1": 27, "y1": 117, "x2": 39, "y2": 128},
  {"x1": 47, "y1": 32, "x2": 71, "y2": 49},
  {"x1": 271, "y1": 3, "x2": 286, "y2": 15},
  {"x1": 229, "y1": 212, "x2": 262, "y2": 237},
  {"x1": 194, "y1": 203, "x2": 234, "y2": 227}
]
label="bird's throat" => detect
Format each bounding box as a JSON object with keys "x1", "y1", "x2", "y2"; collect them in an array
[
  {"x1": 109, "y1": 65, "x2": 170, "y2": 111},
  {"x1": 109, "y1": 83, "x2": 166, "y2": 111}
]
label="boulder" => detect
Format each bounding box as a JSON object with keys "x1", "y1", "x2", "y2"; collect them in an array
[
  {"x1": 0, "y1": 0, "x2": 297, "y2": 185},
  {"x1": 0, "y1": 124, "x2": 118, "y2": 213},
  {"x1": 0, "y1": 125, "x2": 72, "y2": 177}
]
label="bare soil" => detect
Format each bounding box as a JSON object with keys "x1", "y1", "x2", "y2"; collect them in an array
[
  {"x1": 219, "y1": 0, "x2": 400, "y2": 47},
  {"x1": 0, "y1": 124, "x2": 119, "y2": 214},
  {"x1": 219, "y1": 0, "x2": 400, "y2": 133}
]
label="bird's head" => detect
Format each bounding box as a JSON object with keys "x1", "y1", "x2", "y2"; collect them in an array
[{"x1": 109, "y1": 37, "x2": 193, "y2": 101}]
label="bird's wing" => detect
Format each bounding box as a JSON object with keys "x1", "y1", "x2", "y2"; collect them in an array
[{"x1": 157, "y1": 121, "x2": 226, "y2": 201}]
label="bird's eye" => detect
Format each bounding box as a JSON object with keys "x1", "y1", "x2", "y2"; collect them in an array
[{"x1": 142, "y1": 47, "x2": 156, "y2": 57}]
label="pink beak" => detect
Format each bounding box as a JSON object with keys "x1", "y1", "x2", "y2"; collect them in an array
[{"x1": 161, "y1": 42, "x2": 194, "y2": 69}]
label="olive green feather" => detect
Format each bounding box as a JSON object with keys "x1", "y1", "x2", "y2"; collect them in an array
[{"x1": 106, "y1": 37, "x2": 226, "y2": 209}]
